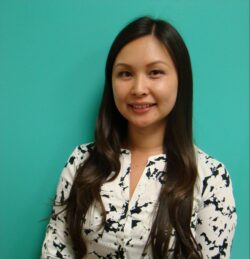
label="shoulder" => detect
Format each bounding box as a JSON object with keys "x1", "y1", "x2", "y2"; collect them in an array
[
  {"x1": 65, "y1": 142, "x2": 94, "y2": 167},
  {"x1": 194, "y1": 146, "x2": 233, "y2": 198},
  {"x1": 193, "y1": 147, "x2": 237, "y2": 258},
  {"x1": 60, "y1": 142, "x2": 94, "y2": 184},
  {"x1": 195, "y1": 146, "x2": 229, "y2": 180}
]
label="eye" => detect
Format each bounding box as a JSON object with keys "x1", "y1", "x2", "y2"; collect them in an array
[
  {"x1": 149, "y1": 69, "x2": 165, "y2": 78},
  {"x1": 117, "y1": 71, "x2": 132, "y2": 79}
]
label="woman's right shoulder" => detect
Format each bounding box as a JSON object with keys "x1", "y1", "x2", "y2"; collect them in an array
[{"x1": 60, "y1": 142, "x2": 94, "y2": 184}]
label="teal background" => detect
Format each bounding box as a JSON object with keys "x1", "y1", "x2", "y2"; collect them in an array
[{"x1": 0, "y1": 1, "x2": 248, "y2": 258}]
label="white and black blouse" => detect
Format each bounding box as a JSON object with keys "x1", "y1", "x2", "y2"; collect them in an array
[{"x1": 41, "y1": 143, "x2": 237, "y2": 259}]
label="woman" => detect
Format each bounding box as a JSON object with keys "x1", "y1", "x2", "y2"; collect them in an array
[{"x1": 41, "y1": 16, "x2": 237, "y2": 259}]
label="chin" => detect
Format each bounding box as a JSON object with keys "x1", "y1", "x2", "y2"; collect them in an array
[{"x1": 129, "y1": 121, "x2": 156, "y2": 129}]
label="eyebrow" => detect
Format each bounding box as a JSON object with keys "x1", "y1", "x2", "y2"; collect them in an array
[{"x1": 114, "y1": 60, "x2": 171, "y2": 68}]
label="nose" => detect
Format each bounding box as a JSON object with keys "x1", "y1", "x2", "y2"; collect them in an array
[{"x1": 130, "y1": 74, "x2": 149, "y2": 96}]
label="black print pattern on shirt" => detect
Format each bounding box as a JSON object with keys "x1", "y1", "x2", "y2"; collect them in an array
[{"x1": 41, "y1": 144, "x2": 237, "y2": 259}]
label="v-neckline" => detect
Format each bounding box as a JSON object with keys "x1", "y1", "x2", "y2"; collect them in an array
[
  {"x1": 128, "y1": 160, "x2": 147, "y2": 204},
  {"x1": 121, "y1": 149, "x2": 166, "y2": 208}
]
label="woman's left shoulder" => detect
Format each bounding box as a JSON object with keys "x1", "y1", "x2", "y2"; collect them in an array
[
  {"x1": 193, "y1": 146, "x2": 235, "y2": 200},
  {"x1": 194, "y1": 146, "x2": 231, "y2": 181},
  {"x1": 193, "y1": 147, "x2": 237, "y2": 258},
  {"x1": 193, "y1": 146, "x2": 236, "y2": 215}
]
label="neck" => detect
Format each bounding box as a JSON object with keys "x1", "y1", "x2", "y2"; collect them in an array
[{"x1": 126, "y1": 124, "x2": 166, "y2": 155}]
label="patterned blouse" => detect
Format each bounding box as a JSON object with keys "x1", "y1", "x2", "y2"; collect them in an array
[{"x1": 41, "y1": 143, "x2": 237, "y2": 259}]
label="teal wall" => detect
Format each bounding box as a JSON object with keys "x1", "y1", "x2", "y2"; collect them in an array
[{"x1": 0, "y1": 1, "x2": 248, "y2": 258}]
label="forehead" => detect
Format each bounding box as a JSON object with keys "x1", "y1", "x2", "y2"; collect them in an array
[{"x1": 113, "y1": 35, "x2": 174, "y2": 67}]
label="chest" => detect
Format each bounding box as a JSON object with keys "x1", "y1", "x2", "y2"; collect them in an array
[
  {"x1": 83, "y1": 154, "x2": 167, "y2": 244},
  {"x1": 82, "y1": 153, "x2": 201, "y2": 257}
]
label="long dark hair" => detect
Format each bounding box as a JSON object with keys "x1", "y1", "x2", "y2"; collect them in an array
[{"x1": 65, "y1": 16, "x2": 202, "y2": 259}]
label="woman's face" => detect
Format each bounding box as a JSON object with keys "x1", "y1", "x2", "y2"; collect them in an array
[{"x1": 112, "y1": 35, "x2": 178, "y2": 132}]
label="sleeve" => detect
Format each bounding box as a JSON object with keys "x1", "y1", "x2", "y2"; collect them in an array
[
  {"x1": 41, "y1": 146, "x2": 85, "y2": 259},
  {"x1": 195, "y1": 163, "x2": 237, "y2": 259}
]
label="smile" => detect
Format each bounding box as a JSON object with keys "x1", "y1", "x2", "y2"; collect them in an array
[
  {"x1": 128, "y1": 103, "x2": 156, "y2": 113},
  {"x1": 130, "y1": 103, "x2": 155, "y2": 109}
]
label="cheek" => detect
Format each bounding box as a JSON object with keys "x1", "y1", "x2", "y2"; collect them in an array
[
  {"x1": 159, "y1": 79, "x2": 178, "y2": 97},
  {"x1": 172, "y1": 86, "x2": 178, "y2": 102},
  {"x1": 112, "y1": 87, "x2": 120, "y2": 104},
  {"x1": 112, "y1": 81, "x2": 119, "y2": 102},
  {"x1": 158, "y1": 82, "x2": 178, "y2": 109},
  {"x1": 112, "y1": 82, "x2": 128, "y2": 102},
  {"x1": 168, "y1": 78, "x2": 178, "y2": 102},
  {"x1": 170, "y1": 88, "x2": 178, "y2": 108},
  {"x1": 112, "y1": 86, "x2": 126, "y2": 113}
]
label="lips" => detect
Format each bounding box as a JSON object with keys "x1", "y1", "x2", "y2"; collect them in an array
[
  {"x1": 128, "y1": 103, "x2": 156, "y2": 113},
  {"x1": 131, "y1": 103, "x2": 154, "y2": 109}
]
